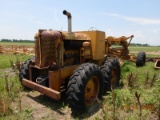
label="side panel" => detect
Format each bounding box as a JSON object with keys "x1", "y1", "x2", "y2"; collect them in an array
[
  {"x1": 49, "y1": 65, "x2": 79, "y2": 91},
  {"x1": 80, "y1": 31, "x2": 106, "y2": 60}
]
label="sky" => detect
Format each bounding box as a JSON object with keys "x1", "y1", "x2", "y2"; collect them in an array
[{"x1": 0, "y1": 0, "x2": 160, "y2": 46}]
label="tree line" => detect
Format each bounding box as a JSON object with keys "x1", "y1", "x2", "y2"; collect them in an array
[
  {"x1": 130, "y1": 43, "x2": 149, "y2": 46},
  {"x1": 0, "y1": 39, "x2": 34, "y2": 43}
]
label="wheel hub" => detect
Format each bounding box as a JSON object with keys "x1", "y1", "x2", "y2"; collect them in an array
[{"x1": 84, "y1": 76, "x2": 99, "y2": 106}]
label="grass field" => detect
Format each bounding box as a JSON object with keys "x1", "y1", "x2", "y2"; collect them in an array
[
  {"x1": 0, "y1": 41, "x2": 34, "y2": 46},
  {"x1": 129, "y1": 46, "x2": 160, "y2": 52},
  {"x1": 128, "y1": 46, "x2": 160, "y2": 58},
  {"x1": 102, "y1": 61, "x2": 160, "y2": 119},
  {"x1": 0, "y1": 61, "x2": 159, "y2": 119},
  {"x1": 0, "y1": 54, "x2": 32, "y2": 69}
]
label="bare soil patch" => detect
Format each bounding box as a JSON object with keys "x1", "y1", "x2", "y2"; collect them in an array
[
  {"x1": 20, "y1": 91, "x2": 101, "y2": 120},
  {"x1": 21, "y1": 91, "x2": 72, "y2": 120}
]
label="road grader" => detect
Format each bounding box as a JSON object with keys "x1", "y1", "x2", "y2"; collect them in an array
[{"x1": 19, "y1": 10, "x2": 145, "y2": 113}]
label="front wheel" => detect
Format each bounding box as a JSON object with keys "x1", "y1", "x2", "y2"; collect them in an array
[
  {"x1": 19, "y1": 57, "x2": 35, "y2": 82},
  {"x1": 66, "y1": 63, "x2": 104, "y2": 113}
]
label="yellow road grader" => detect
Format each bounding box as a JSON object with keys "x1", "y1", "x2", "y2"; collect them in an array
[{"x1": 19, "y1": 10, "x2": 145, "y2": 113}]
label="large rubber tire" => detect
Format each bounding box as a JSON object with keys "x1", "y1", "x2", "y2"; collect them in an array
[
  {"x1": 101, "y1": 58, "x2": 120, "y2": 93},
  {"x1": 66, "y1": 63, "x2": 104, "y2": 113},
  {"x1": 136, "y1": 52, "x2": 146, "y2": 67},
  {"x1": 19, "y1": 57, "x2": 35, "y2": 82}
]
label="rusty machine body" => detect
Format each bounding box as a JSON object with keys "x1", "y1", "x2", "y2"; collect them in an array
[
  {"x1": 20, "y1": 10, "x2": 121, "y2": 113},
  {"x1": 154, "y1": 59, "x2": 160, "y2": 69},
  {"x1": 105, "y1": 35, "x2": 134, "y2": 60},
  {"x1": 0, "y1": 45, "x2": 2, "y2": 53},
  {"x1": 23, "y1": 30, "x2": 106, "y2": 99},
  {"x1": 105, "y1": 35, "x2": 146, "y2": 67}
]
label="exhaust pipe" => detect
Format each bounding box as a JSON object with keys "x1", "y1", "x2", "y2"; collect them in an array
[{"x1": 63, "y1": 10, "x2": 72, "y2": 32}]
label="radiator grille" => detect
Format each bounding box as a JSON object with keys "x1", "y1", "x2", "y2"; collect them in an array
[
  {"x1": 35, "y1": 30, "x2": 61, "y2": 68},
  {"x1": 40, "y1": 38, "x2": 57, "y2": 67}
]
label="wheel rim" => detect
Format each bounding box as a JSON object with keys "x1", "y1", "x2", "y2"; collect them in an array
[
  {"x1": 84, "y1": 76, "x2": 100, "y2": 106},
  {"x1": 111, "y1": 67, "x2": 118, "y2": 89}
]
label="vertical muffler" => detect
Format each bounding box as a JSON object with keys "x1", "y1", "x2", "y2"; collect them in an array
[{"x1": 63, "y1": 10, "x2": 72, "y2": 32}]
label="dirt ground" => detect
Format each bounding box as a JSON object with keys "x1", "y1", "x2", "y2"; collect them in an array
[
  {"x1": 20, "y1": 91, "x2": 102, "y2": 120},
  {"x1": 21, "y1": 91, "x2": 72, "y2": 120}
]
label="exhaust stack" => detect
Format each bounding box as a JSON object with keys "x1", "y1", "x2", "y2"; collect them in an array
[{"x1": 63, "y1": 10, "x2": 72, "y2": 32}]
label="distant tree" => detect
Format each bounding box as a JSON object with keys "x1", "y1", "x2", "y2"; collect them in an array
[
  {"x1": 1, "y1": 39, "x2": 12, "y2": 42},
  {"x1": 0, "y1": 39, "x2": 34, "y2": 43},
  {"x1": 129, "y1": 43, "x2": 150, "y2": 46}
]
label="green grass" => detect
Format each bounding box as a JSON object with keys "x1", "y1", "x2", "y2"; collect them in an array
[
  {"x1": 145, "y1": 54, "x2": 160, "y2": 58},
  {"x1": 0, "y1": 60, "x2": 159, "y2": 119},
  {"x1": 130, "y1": 53, "x2": 160, "y2": 58},
  {"x1": 0, "y1": 41, "x2": 34, "y2": 46},
  {"x1": 102, "y1": 61, "x2": 160, "y2": 119},
  {"x1": 129, "y1": 46, "x2": 160, "y2": 52},
  {"x1": 128, "y1": 46, "x2": 160, "y2": 58},
  {"x1": 0, "y1": 53, "x2": 32, "y2": 69},
  {"x1": 121, "y1": 61, "x2": 160, "y2": 79},
  {"x1": 0, "y1": 74, "x2": 24, "y2": 118}
]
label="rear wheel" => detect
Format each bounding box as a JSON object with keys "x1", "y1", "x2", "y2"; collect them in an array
[
  {"x1": 66, "y1": 63, "x2": 104, "y2": 113},
  {"x1": 136, "y1": 52, "x2": 146, "y2": 67},
  {"x1": 101, "y1": 58, "x2": 120, "y2": 94}
]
